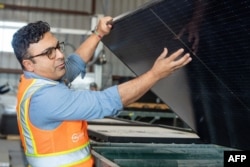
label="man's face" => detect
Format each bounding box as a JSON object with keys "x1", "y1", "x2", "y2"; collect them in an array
[{"x1": 24, "y1": 32, "x2": 66, "y2": 80}]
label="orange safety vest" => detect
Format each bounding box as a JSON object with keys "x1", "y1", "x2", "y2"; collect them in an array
[{"x1": 16, "y1": 75, "x2": 94, "y2": 167}]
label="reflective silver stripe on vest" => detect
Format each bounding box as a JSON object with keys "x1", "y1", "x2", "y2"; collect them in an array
[
  {"x1": 26, "y1": 144, "x2": 91, "y2": 167},
  {"x1": 19, "y1": 79, "x2": 57, "y2": 154}
]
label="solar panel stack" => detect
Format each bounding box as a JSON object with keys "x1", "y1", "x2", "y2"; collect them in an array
[{"x1": 101, "y1": 0, "x2": 250, "y2": 150}]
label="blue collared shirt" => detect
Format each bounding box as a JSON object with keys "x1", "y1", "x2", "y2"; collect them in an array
[{"x1": 25, "y1": 53, "x2": 123, "y2": 130}]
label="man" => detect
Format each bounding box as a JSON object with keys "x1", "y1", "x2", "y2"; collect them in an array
[
  {"x1": 89, "y1": 82, "x2": 98, "y2": 91},
  {"x1": 12, "y1": 16, "x2": 191, "y2": 167}
]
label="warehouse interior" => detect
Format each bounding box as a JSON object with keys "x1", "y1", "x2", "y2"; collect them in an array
[{"x1": 0, "y1": 0, "x2": 250, "y2": 167}]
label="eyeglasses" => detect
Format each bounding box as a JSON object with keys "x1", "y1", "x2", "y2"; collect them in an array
[{"x1": 27, "y1": 42, "x2": 64, "y2": 60}]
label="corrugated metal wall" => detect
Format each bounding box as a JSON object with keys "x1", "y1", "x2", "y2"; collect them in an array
[{"x1": 0, "y1": 0, "x2": 150, "y2": 89}]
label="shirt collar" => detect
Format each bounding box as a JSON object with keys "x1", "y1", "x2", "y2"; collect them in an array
[{"x1": 23, "y1": 71, "x2": 60, "y2": 84}]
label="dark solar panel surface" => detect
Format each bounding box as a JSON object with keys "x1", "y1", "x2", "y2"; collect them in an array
[{"x1": 102, "y1": 0, "x2": 250, "y2": 150}]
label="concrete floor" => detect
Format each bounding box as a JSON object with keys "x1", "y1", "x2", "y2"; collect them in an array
[{"x1": 0, "y1": 137, "x2": 21, "y2": 167}]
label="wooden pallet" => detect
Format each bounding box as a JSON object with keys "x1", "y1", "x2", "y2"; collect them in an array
[
  {"x1": 6, "y1": 135, "x2": 20, "y2": 140},
  {"x1": 0, "y1": 134, "x2": 20, "y2": 140},
  {"x1": 126, "y1": 102, "x2": 169, "y2": 110}
]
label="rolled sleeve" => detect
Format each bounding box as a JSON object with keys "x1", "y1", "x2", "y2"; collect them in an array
[{"x1": 64, "y1": 53, "x2": 86, "y2": 82}]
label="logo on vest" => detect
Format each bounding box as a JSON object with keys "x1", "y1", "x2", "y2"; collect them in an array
[{"x1": 72, "y1": 132, "x2": 84, "y2": 142}]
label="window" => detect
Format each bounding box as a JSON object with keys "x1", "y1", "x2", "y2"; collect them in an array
[{"x1": 0, "y1": 21, "x2": 26, "y2": 52}]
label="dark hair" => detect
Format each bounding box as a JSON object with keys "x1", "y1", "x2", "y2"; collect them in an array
[{"x1": 11, "y1": 21, "x2": 50, "y2": 69}]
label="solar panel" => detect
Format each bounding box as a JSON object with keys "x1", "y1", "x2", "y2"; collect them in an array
[{"x1": 102, "y1": 0, "x2": 250, "y2": 150}]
